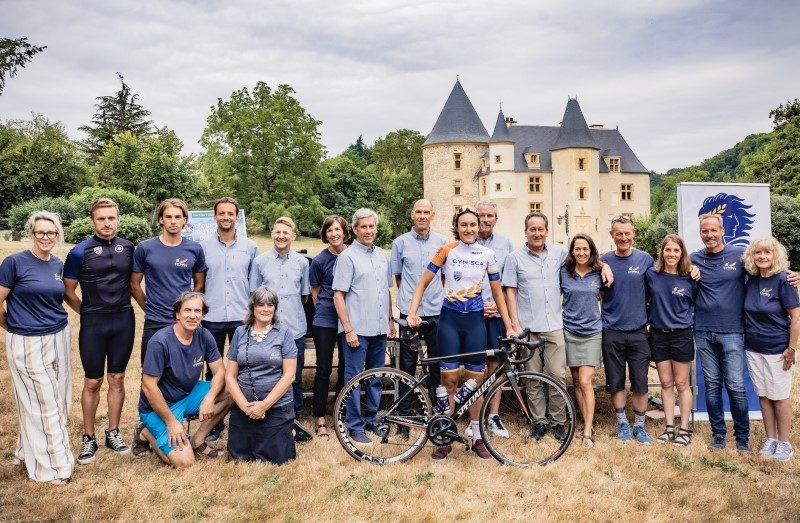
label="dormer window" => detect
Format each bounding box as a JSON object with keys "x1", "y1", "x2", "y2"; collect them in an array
[
  {"x1": 530, "y1": 153, "x2": 540, "y2": 164},
  {"x1": 608, "y1": 157, "x2": 620, "y2": 172},
  {"x1": 454, "y1": 153, "x2": 462, "y2": 170},
  {"x1": 524, "y1": 150, "x2": 541, "y2": 168}
]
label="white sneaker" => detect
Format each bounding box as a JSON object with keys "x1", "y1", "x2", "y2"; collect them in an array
[
  {"x1": 759, "y1": 438, "x2": 778, "y2": 456},
  {"x1": 487, "y1": 415, "x2": 509, "y2": 438},
  {"x1": 773, "y1": 441, "x2": 794, "y2": 462},
  {"x1": 464, "y1": 425, "x2": 473, "y2": 440}
]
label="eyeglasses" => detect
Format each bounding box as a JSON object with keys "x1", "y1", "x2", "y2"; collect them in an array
[
  {"x1": 610, "y1": 215, "x2": 632, "y2": 225},
  {"x1": 456, "y1": 205, "x2": 477, "y2": 214},
  {"x1": 33, "y1": 231, "x2": 59, "y2": 239}
]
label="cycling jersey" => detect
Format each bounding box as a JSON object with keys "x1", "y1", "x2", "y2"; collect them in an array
[
  {"x1": 64, "y1": 235, "x2": 135, "y2": 314},
  {"x1": 427, "y1": 241, "x2": 499, "y2": 313}
]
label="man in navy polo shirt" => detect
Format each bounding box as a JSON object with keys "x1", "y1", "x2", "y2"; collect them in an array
[
  {"x1": 601, "y1": 215, "x2": 654, "y2": 444},
  {"x1": 64, "y1": 198, "x2": 135, "y2": 464},
  {"x1": 131, "y1": 198, "x2": 206, "y2": 365}
]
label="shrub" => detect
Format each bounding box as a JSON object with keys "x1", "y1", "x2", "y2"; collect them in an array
[
  {"x1": 69, "y1": 186, "x2": 148, "y2": 220},
  {"x1": 66, "y1": 215, "x2": 153, "y2": 245},
  {"x1": 7, "y1": 197, "x2": 80, "y2": 232}
]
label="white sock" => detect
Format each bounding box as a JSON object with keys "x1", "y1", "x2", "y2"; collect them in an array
[{"x1": 470, "y1": 420, "x2": 481, "y2": 441}]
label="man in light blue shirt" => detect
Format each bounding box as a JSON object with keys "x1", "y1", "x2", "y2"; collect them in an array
[
  {"x1": 391, "y1": 199, "x2": 447, "y2": 438},
  {"x1": 333, "y1": 208, "x2": 395, "y2": 443},
  {"x1": 503, "y1": 212, "x2": 568, "y2": 442},
  {"x1": 249, "y1": 216, "x2": 310, "y2": 420}
]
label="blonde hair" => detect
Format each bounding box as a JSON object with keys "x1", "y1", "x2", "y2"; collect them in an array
[
  {"x1": 272, "y1": 216, "x2": 296, "y2": 233},
  {"x1": 24, "y1": 211, "x2": 64, "y2": 246},
  {"x1": 743, "y1": 236, "x2": 789, "y2": 276},
  {"x1": 89, "y1": 197, "x2": 119, "y2": 218}
]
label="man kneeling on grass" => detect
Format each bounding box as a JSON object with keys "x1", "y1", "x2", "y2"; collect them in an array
[{"x1": 134, "y1": 292, "x2": 233, "y2": 468}]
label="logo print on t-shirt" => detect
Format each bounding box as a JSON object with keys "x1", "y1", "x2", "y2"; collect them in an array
[
  {"x1": 628, "y1": 266, "x2": 640, "y2": 274},
  {"x1": 193, "y1": 355, "x2": 203, "y2": 367},
  {"x1": 760, "y1": 287, "x2": 772, "y2": 298},
  {"x1": 454, "y1": 271, "x2": 462, "y2": 282},
  {"x1": 175, "y1": 257, "x2": 189, "y2": 268},
  {"x1": 54, "y1": 273, "x2": 62, "y2": 281},
  {"x1": 114, "y1": 244, "x2": 124, "y2": 253},
  {"x1": 672, "y1": 286, "x2": 686, "y2": 296},
  {"x1": 723, "y1": 262, "x2": 738, "y2": 271},
  {"x1": 93, "y1": 246, "x2": 103, "y2": 255}
]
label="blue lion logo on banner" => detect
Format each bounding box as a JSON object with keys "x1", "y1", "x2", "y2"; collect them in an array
[{"x1": 697, "y1": 192, "x2": 755, "y2": 246}]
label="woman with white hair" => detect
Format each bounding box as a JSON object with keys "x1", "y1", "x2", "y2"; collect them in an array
[
  {"x1": 742, "y1": 236, "x2": 800, "y2": 461},
  {"x1": 0, "y1": 211, "x2": 74, "y2": 484}
]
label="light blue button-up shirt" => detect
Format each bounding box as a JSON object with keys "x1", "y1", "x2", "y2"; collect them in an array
[
  {"x1": 477, "y1": 232, "x2": 514, "y2": 315},
  {"x1": 249, "y1": 249, "x2": 310, "y2": 340},
  {"x1": 332, "y1": 240, "x2": 393, "y2": 336},
  {"x1": 502, "y1": 244, "x2": 566, "y2": 332},
  {"x1": 391, "y1": 228, "x2": 448, "y2": 316},
  {"x1": 200, "y1": 233, "x2": 257, "y2": 322}
]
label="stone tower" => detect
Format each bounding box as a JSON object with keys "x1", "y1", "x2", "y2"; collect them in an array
[{"x1": 422, "y1": 79, "x2": 489, "y2": 236}]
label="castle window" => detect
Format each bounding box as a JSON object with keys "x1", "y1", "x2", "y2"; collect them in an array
[
  {"x1": 495, "y1": 183, "x2": 502, "y2": 191},
  {"x1": 578, "y1": 158, "x2": 586, "y2": 170},
  {"x1": 481, "y1": 177, "x2": 487, "y2": 195},
  {"x1": 529, "y1": 202, "x2": 542, "y2": 213},
  {"x1": 608, "y1": 157, "x2": 620, "y2": 172},
  {"x1": 578, "y1": 183, "x2": 588, "y2": 200},
  {"x1": 453, "y1": 179, "x2": 462, "y2": 196},
  {"x1": 454, "y1": 153, "x2": 462, "y2": 170},
  {"x1": 494, "y1": 155, "x2": 501, "y2": 163},
  {"x1": 530, "y1": 153, "x2": 540, "y2": 164},
  {"x1": 621, "y1": 184, "x2": 633, "y2": 201},
  {"x1": 528, "y1": 176, "x2": 541, "y2": 193}
]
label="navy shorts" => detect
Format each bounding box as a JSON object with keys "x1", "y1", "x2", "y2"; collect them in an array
[
  {"x1": 438, "y1": 307, "x2": 487, "y2": 372},
  {"x1": 79, "y1": 309, "x2": 135, "y2": 379}
]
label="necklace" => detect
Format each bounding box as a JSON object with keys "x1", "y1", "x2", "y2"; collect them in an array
[
  {"x1": 250, "y1": 325, "x2": 272, "y2": 343},
  {"x1": 244, "y1": 327, "x2": 267, "y2": 401}
]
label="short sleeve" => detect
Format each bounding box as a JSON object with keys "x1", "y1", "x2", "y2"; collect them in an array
[
  {"x1": 300, "y1": 257, "x2": 310, "y2": 295},
  {"x1": 390, "y1": 240, "x2": 402, "y2": 276},
  {"x1": 192, "y1": 243, "x2": 207, "y2": 274},
  {"x1": 202, "y1": 328, "x2": 221, "y2": 363},
  {"x1": 132, "y1": 243, "x2": 147, "y2": 273},
  {"x1": 249, "y1": 256, "x2": 264, "y2": 292},
  {"x1": 501, "y1": 253, "x2": 518, "y2": 288},
  {"x1": 644, "y1": 252, "x2": 655, "y2": 270},
  {"x1": 228, "y1": 326, "x2": 246, "y2": 361},
  {"x1": 485, "y1": 251, "x2": 499, "y2": 275},
  {"x1": 780, "y1": 276, "x2": 800, "y2": 310},
  {"x1": 331, "y1": 252, "x2": 354, "y2": 292},
  {"x1": 63, "y1": 245, "x2": 83, "y2": 280},
  {"x1": 0, "y1": 255, "x2": 16, "y2": 289},
  {"x1": 309, "y1": 257, "x2": 323, "y2": 287},
  {"x1": 386, "y1": 254, "x2": 393, "y2": 288},
  {"x1": 281, "y1": 328, "x2": 298, "y2": 359},
  {"x1": 142, "y1": 337, "x2": 167, "y2": 377}
]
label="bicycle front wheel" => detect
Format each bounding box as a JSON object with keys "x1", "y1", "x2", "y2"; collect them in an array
[
  {"x1": 334, "y1": 367, "x2": 432, "y2": 465},
  {"x1": 479, "y1": 371, "x2": 576, "y2": 467}
]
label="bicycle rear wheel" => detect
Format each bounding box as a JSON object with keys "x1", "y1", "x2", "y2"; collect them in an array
[
  {"x1": 479, "y1": 371, "x2": 575, "y2": 467},
  {"x1": 334, "y1": 367, "x2": 432, "y2": 464}
]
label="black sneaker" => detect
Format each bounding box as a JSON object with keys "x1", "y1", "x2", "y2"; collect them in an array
[
  {"x1": 530, "y1": 422, "x2": 548, "y2": 441},
  {"x1": 105, "y1": 428, "x2": 131, "y2": 455},
  {"x1": 552, "y1": 424, "x2": 567, "y2": 443},
  {"x1": 205, "y1": 422, "x2": 225, "y2": 443},
  {"x1": 77, "y1": 434, "x2": 98, "y2": 464},
  {"x1": 396, "y1": 426, "x2": 410, "y2": 440}
]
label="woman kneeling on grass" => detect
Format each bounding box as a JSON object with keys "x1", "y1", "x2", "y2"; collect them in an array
[
  {"x1": 645, "y1": 234, "x2": 697, "y2": 447},
  {"x1": 743, "y1": 236, "x2": 800, "y2": 461},
  {"x1": 226, "y1": 286, "x2": 298, "y2": 464}
]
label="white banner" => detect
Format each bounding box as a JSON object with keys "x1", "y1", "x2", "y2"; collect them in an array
[{"x1": 677, "y1": 182, "x2": 771, "y2": 253}]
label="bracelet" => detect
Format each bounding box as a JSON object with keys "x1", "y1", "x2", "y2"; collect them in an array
[
  {"x1": 789, "y1": 346, "x2": 796, "y2": 351},
  {"x1": 345, "y1": 329, "x2": 353, "y2": 335}
]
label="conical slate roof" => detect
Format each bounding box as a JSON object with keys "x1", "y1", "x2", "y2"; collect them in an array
[
  {"x1": 489, "y1": 109, "x2": 512, "y2": 142},
  {"x1": 424, "y1": 80, "x2": 489, "y2": 145},
  {"x1": 550, "y1": 98, "x2": 599, "y2": 151}
]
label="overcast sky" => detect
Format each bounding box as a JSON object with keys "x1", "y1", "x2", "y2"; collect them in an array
[{"x1": 2, "y1": 0, "x2": 798, "y2": 173}]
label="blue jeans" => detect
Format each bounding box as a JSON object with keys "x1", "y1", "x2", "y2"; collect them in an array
[
  {"x1": 694, "y1": 330, "x2": 750, "y2": 443},
  {"x1": 342, "y1": 334, "x2": 387, "y2": 435},
  {"x1": 292, "y1": 338, "x2": 306, "y2": 417}
]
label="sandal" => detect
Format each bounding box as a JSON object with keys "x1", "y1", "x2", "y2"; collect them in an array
[
  {"x1": 657, "y1": 425, "x2": 675, "y2": 444},
  {"x1": 192, "y1": 442, "x2": 223, "y2": 459},
  {"x1": 50, "y1": 477, "x2": 71, "y2": 486},
  {"x1": 132, "y1": 422, "x2": 152, "y2": 456},
  {"x1": 316, "y1": 423, "x2": 330, "y2": 440},
  {"x1": 582, "y1": 435, "x2": 595, "y2": 448},
  {"x1": 673, "y1": 428, "x2": 692, "y2": 447}
]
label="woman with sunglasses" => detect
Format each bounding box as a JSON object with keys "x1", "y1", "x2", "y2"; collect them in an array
[
  {"x1": 0, "y1": 211, "x2": 74, "y2": 485},
  {"x1": 225, "y1": 286, "x2": 298, "y2": 464},
  {"x1": 407, "y1": 206, "x2": 516, "y2": 461}
]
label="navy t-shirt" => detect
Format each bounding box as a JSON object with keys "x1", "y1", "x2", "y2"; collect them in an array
[
  {"x1": 132, "y1": 237, "x2": 207, "y2": 323},
  {"x1": 690, "y1": 244, "x2": 746, "y2": 333},
  {"x1": 64, "y1": 235, "x2": 134, "y2": 314},
  {"x1": 559, "y1": 267, "x2": 602, "y2": 337},
  {"x1": 309, "y1": 248, "x2": 339, "y2": 328},
  {"x1": 0, "y1": 251, "x2": 68, "y2": 336},
  {"x1": 228, "y1": 323, "x2": 297, "y2": 408},
  {"x1": 600, "y1": 249, "x2": 654, "y2": 331},
  {"x1": 645, "y1": 269, "x2": 697, "y2": 329},
  {"x1": 138, "y1": 325, "x2": 221, "y2": 412},
  {"x1": 744, "y1": 273, "x2": 800, "y2": 355}
]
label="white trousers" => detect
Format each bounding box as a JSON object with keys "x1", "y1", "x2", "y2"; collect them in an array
[{"x1": 6, "y1": 327, "x2": 74, "y2": 482}]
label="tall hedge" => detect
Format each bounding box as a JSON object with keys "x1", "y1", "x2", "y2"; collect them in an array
[{"x1": 68, "y1": 187, "x2": 148, "y2": 220}]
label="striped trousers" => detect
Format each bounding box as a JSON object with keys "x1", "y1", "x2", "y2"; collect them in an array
[{"x1": 6, "y1": 327, "x2": 74, "y2": 482}]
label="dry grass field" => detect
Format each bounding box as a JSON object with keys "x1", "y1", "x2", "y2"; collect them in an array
[{"x1": 1, "y1": 237, "x2": 799, "y2": 522}]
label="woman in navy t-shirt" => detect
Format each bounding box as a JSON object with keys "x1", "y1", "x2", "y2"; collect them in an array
[
  {"x1": 309, "y1": 215, "x2": 348, "y2": 438},
  {"x1": 743, "y1": 236, "x2": 800, "y2": 461},
  {"x1": 645, "y1": 234, "x2": 697, "y2": 447},
  {"x1": 0, "y1": 211, "x2": 74, "y2": 484}
]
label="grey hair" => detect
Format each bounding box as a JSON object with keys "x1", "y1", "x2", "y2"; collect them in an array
[
  {"x1": 475, "y1": 199, "x2": 498, "y2": 214},
  {"x1": 245, "y1": 286, "x2": 280, "y2": 327},
  {"x1": 24, "y1": 211, "x2": 65, "y2": 246},
  {"x1": 352, "y1": 208, "x2": 379, "y2": 228}
]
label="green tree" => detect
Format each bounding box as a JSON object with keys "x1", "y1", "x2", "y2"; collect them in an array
[
  {"x1": 371, "y1": 129, "x2": 425, "y2": 236},
  {"x1": 80, "y1": 73, "x2": 153, "y2": 160},
  {"x1": 0, "y1": 116, "x2": 88, "y2": 225},
  {"x1": 319, "y1": 155, "x2": 385, "y2": 224},
  {"x1": 0, "y1": 37, "x2": 46, "y2": 95},
  {"x1": 343, "y1": 135, "x2": 372, "y2": 168},
  {"x1": 769, "y1": 99, "x2": 800, "y2": 127},
  {"x1": 650, "y1": 167, "x2": 709, "y2": 215},
  {"x1": 771, "y1": 195, "x2": 800, "y2": 268},
  {"x1": 200, "y1": 82, "x2": 326, "y2": 234}
]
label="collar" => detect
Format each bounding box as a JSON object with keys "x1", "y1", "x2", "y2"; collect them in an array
[
  {"x1": 352, "y1": 240, "x2": 375, "y2": 253},
  {"x1": 270, "y1": 248, "x2": 291, "y2": 259},
  {"x1": 411, "y1": 228, "x2": 430, "y2": 241},
  {"x1": 477, "y1": 233, "x2": 494, "y2": 245},
  {"x1": 525, "y1": 244, "x2": 548, "y2": 258},
  {"x1": 215, "y1": 231, "x2": 238, "y2": 246},
  {"x1": 92, "y1": 235, "x2": 115, "y2": 245}
]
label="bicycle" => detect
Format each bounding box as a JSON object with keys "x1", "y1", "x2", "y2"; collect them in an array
[{"x1": 333, "y1": 319, "x2": 576, "y2": 467}]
